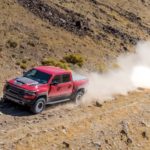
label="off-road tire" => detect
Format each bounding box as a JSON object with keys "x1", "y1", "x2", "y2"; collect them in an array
[
  {"x1": 30, "y1": 98, "x2": 46, "y2": 114},
  {"x1": 74, "y1": 91, "x2": 84, "y2": 105}
]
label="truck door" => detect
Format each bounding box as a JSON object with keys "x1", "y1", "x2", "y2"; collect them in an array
[
  {"x1": 60, "y1": 74, "x2": 73, "y2": 98},
  {"x1": 48, "y1": 74, "x2": 73, "y2": 101},
  {"x1": 48, "y1": 75, "x2": 62, "y2": 100}
]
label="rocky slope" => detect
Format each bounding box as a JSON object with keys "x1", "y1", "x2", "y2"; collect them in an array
[{"x1": 0, "y1": 0, "x2": 150, "y2": 85}]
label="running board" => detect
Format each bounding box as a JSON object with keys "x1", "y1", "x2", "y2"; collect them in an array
[{"x1": 46, "y1": 98, "x2": 71, "y2": 105}]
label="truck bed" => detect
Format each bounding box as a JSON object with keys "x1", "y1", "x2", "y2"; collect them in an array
[
  {"x1": 72, "y1": 73, "x2": 88, "y2": 89},
  {"x1": 72, "y1": 73, "x2": 87, "y2": 81}
]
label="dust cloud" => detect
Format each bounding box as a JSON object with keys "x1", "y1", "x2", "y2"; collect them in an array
[{"x1": 82, "y1": 41, "x2": 150, "y2": 103}]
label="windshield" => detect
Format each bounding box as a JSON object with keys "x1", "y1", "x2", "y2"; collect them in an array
[{"x1": 24, "y1": 69, "x2": 51, "y2": 84}]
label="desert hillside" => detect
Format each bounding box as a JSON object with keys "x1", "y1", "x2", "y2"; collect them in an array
[{"x1": 0, "y1": 0, "x2": 150, "y2": 84}]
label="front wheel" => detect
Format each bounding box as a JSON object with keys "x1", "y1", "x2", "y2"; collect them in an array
[
  {"x1": 30, "y1": 98, "x2": 45, "y2": 114},
  {"x1": 74, "y1": 91, "x2": 84, "y2": 105}
]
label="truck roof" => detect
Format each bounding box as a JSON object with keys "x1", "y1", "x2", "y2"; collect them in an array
[{"x1": 34, "y1": 66, "x2": 71, "y2": 75}]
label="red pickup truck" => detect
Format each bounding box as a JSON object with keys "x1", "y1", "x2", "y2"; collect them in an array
[{"x1": 2, "y1": 66, "x2": 88, "y2": 113}]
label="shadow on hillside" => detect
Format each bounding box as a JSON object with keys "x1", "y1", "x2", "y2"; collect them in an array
[
  {"x1": 0, "y1": 100, "x2": 73, "y2": 117},
  {"x1": 0, "y1": 101, "x2": 31, "y2": 117}
]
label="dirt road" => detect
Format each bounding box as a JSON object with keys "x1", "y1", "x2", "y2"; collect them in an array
[{"x1": 0, "y1": 89, "x2": 150, "y2": 150}]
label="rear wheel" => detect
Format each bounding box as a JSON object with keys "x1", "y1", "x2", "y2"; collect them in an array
[
  {"x1": 30, "y1": 98, "x2": 45, "y2": 114},
  {"x1": 74, "y1": 91, "x2": 84, "y2": 105}
]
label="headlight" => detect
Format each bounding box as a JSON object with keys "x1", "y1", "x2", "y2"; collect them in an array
[
  {"x1": 23, "y1": 90, "x2": 37, "y2": 100},
  {"x1": 24, "y1": 90, "x2": 36, "y2": 96}
]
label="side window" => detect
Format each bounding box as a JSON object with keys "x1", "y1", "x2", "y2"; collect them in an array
[
  {"x1": 62, "y1": 74, "x2": 71, "y2": 83},
  {"x1": 52, "y1": 75, "x2": 61, "y2": 84}
]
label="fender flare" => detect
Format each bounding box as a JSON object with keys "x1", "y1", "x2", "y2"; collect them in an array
[
  {"x1": 36, "y1": 92, "x2": 48, "y2": 102},
  {"x1": 71, "y1": 88, "x2": 85, "y2": 100}
]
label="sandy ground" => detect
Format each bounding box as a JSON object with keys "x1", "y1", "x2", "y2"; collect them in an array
[{"x1": 0, "y1": 89, "x2": 150, "y2": 150}]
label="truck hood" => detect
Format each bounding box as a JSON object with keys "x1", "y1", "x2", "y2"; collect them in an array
[{"x1": 14, "y1": 77, "x2": 39, "y2": 86}]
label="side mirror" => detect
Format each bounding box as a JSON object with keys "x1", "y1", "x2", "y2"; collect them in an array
[{"x1": 50, "y1": 81, "x2": 58, "y2": 86}]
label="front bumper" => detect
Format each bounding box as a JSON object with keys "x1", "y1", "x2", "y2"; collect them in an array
[{"x1": 3, "y1": 92, "x2": 35, "y2": 106}]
